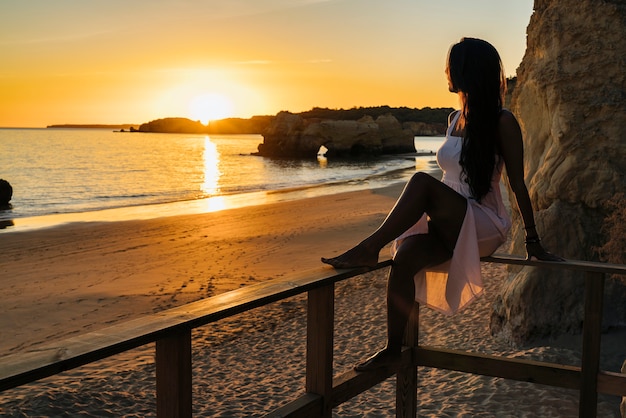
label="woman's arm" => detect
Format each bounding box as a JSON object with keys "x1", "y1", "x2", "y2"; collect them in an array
[{"x1": 497, "y1": 110, "x2": 563, "y2": 261}]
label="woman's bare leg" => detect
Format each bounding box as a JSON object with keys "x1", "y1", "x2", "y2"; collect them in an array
[
  {"x1": 322, "y1": 172, "x2": 467, "y2": 268},
  {"x1": 355, "y1": 233, "x2": 453, "y2": 371}
]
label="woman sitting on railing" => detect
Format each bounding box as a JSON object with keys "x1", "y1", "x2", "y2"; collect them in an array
[{"x1": 322, "y1": 37, "x2": 563, "y2": 371}]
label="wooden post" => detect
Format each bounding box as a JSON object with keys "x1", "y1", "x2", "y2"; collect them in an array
[
  {"x1": 396, "y1": 302, "x2": 419, "y2": 417},
  {"x1": 306, "y1": 284, "x2": 335, "y2": 418},
  {"x1": 579, "y1": 271, "x2": 605, "y2": 418},
  {"x1": 156, "y1": 330, "x2": 192, "y2": 418}
]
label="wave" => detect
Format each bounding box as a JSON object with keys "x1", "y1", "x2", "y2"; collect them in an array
[{"x1": 0, "y1": 161, "x2": 438, "y2": 233}]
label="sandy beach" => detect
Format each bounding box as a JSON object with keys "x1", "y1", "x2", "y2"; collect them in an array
[{"x1": 0, "y1": 183, "x2": 624, "y2": 417}]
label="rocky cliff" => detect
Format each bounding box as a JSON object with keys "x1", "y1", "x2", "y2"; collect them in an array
[
  {"x1": 490, "y1": 0, "x2": 626, "y2": 344},
  {"x1": 257, "y1": 112, "x2": 417, "y2": 158}
]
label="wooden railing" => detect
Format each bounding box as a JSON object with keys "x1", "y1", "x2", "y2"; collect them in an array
[{"x1": 1, "y1": 254, "x2": 625, "y2": 417}]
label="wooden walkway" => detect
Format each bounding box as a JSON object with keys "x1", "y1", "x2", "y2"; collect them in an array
[{"x1": 1, "y1": 254, "x2": 625, "y2": 417}]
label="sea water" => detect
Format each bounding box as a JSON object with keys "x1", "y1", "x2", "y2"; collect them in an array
[{"x1": 0, "y1": 128, "x2": 443, "y2": 231}]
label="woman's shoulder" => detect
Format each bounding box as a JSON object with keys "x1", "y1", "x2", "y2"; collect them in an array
[
  {"x1": 498, "y1": 109, "x2": 518, "y2": 124},
  {"x1": 496, "y1": 109, "x2": 523, "y2": 149},
  {"x1": 498, "y1": 109, "x2": 520, "y2": 133}
]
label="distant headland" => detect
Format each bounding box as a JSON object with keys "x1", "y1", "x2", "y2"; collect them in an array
[
  {"x1": 46, "y1": 106, "x2": 454, "y2": 136},
  {"x1": 47, "y1": 124, "x2": 140, "y2": 130}
]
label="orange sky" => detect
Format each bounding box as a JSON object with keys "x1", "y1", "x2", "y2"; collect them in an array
[{"x1": 0, "y1": 1, "x2": 533, "y2": 128}]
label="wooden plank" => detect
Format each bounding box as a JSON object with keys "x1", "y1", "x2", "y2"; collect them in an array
[
  {"x1": 415, "y1": 346, "x2": 581, "y2": 390},
  {"x1": 414, "y1": 346, "x2": 626, "y2": 397},
  {"x1": 329, "y1": 347, "x2": 626, "y2": 408},
  {"x1": 597, "y1": 370, "x2": 626, "y2": 397},
  {"x1": 306, "y1": 284, "x2": 335, "y2": 418},
  {"x1": 397, "y1": 303, "x2": 419, "y2": 417},
  {"x1": 156, "y1": 331, "x2": 192, "y2": 418},
  {"x1": 264, "y1": 393, "x2": 323, "y2": 418},
  {"x1": 579, "y1": 271, "x2": 605, "y2": 418},
  {"x1": 0, "y1": 262, "x2": 391, "y2": 391},
  {"x1": 483, "y1": 254, "x2": 626, "y2": 276}
]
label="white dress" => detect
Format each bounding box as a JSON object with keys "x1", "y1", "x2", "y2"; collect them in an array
[{"x1": 391, "y1": 112, "x2": 511, "y2": 315}]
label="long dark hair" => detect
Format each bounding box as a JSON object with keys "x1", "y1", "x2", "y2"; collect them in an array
[{"x1": 446, "y1": 37, "x2": 506, "y2": 201}]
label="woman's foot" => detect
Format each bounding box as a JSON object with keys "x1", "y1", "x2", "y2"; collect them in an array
[
  {"x1": 354, "y1": 347, "x2": 401, "y2": 372},
  {"x1": 321, "y1": 243, "x2": 379, "y2": 269}
]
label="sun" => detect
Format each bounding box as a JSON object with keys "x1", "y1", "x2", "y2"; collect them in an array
[{"x1": 189, "y1": 93, "x2": 235, "y2": 125}]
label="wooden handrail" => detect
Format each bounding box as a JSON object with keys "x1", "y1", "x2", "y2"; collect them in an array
[
  {"x1": 483, "y1": 253, "x2": 626, "y2": 275},
  {"x1": 0, "y1": 263, "x2": 389, "y2": 392},
  {"x1": 0, "y1": 255, "x2": 625, "y2": 418}
]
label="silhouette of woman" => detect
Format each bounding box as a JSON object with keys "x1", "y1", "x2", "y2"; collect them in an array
[{"x1": 322, "y1": 38, "x2": 563, "y2": 371}]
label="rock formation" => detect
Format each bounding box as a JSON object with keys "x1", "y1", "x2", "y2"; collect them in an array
[
  {"x1": 257, "y1": 112, "x2": 416, "y2": 158},
  {"x1": 136, "y1": 116, "x2": 273, "y2": 134},
  {"x1": 0, "y1": 179, "x2": 12, "y2": 208},
  {"x1": 139, "y1": 117, "x2": 207, "y2": 133},
  {"x1": 490, "y1": 0, "x2": 626, "y2": 344}
]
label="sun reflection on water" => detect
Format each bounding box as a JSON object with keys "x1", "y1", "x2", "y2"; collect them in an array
[{"x1": 202, "y1": 136, "x2": 221, "y2": 196}]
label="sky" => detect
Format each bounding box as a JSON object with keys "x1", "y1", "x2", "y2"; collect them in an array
[{"x1": 0, "y1": 0, "x2": 534, "y2": 128}]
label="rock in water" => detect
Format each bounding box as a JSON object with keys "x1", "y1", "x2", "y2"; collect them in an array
[
  {"x1": 257, "y1": 111, "x2": 415, "y2": 158},
  {"x1": 490, "y1": 0, "x2": 626, "y2": 344}
]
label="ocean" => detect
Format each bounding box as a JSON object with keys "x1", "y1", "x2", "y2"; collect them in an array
[{"x1": 0, "y1": 128, "x2": 443, "y2": 232}]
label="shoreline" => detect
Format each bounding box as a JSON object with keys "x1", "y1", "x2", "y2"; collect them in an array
[
  {"x1": 0, "y1": 181, "x2": 408, "y2": 233},
  {"x1": 0, "y1": 155, "x2": 440, "y2": 234}
]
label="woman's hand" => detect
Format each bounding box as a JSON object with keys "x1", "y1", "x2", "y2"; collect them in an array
[{"x1": 525, "y1": 241, "x2": 565, "y2": 262}]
